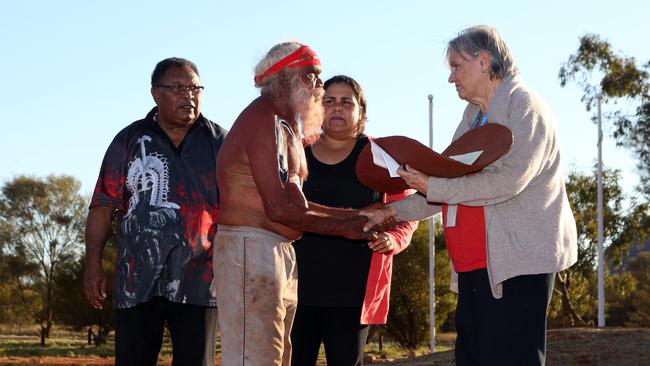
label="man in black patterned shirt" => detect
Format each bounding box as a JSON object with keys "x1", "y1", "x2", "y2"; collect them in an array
[{"x1": 84, "y1": 57, "x2": 226, "y2": 366}]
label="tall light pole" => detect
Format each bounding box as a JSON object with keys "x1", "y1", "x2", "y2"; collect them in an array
[
  {"x1": 597, "y1": 94, "x2": 605, "y2": 327},
  {"x1": 427, "y1": 94, "x2": 436, "y2": 351}
]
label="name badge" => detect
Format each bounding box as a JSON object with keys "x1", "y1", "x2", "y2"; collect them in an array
[{"x1": 446, "y1": 205, "x2": 457, "y2": 228}]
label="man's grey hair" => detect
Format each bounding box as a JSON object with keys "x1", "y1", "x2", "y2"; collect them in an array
[
  {"x1": 446, "y1": 25, "x2": 518, "y2": 80},
  {"x1": 255, "y1": 41, "x2": 305, "y2": 93}
]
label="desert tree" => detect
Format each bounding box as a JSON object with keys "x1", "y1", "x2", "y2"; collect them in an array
[
  {"x1": 0, "y1": 175, "x2": 86, "y2": 344},
  {"x1": 559, "y1": 33, "x2": 650, "y2": 197}
]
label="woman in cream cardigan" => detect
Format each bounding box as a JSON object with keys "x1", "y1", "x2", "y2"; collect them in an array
[{"x1": 364, "y1": 25, "x2": 577, "y2": 366}]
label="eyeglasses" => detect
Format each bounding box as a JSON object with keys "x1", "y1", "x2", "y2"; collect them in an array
[{"x1": 156, "y1": 84, "x2": 205, "y2": 94}]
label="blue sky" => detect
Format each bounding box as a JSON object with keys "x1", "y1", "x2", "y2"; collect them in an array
[{"x1": 1, "y1": 0, "x2": 647, "y2": 200}]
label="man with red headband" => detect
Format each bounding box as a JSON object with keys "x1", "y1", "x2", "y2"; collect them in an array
[{"x1": 213, "y1": 42, "x2": 371, "y2": 365}]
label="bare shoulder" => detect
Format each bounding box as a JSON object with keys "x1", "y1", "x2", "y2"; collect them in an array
[
  {"x1": 221, "y1": 97, "x2": 276, "y2": 155},
  {"x1": 235, "y1": 97, "x2": 276, "y2": 132}
]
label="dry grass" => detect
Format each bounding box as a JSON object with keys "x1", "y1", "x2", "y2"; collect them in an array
[
  {"x1": 372, "y1": 327, "x2": 650, "y2": 366},
  {"x1": 0, "y1": 327, "x2": 648, "y2": 365}
]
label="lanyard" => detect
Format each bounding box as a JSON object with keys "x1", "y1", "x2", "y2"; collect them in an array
[
  {"x1": 471, "y1": 111, "x2": 489, "y2": 129},
  {"x1": 447, "y1": 110, "x2": 488, "y2": 228}
]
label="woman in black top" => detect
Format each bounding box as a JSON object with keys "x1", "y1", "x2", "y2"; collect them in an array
[{"x1": 290, "y1": 75, "x2": 417, "y2": 366}]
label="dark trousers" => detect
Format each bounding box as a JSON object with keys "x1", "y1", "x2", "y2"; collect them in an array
[
  {"x1": 114, "y1": 296, "x2": 218, "y2": 366},
  {"x1": 290, "y1": 305, "x2": 369, "y2": 366},
  {"x1": 455, "y1": 269, "x2": 555, "y2": 366}
]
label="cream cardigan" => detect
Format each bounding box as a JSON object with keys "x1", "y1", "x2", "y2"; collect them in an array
[{"x1": 391, "y1": 75, "x2": 577, "y2": 298}]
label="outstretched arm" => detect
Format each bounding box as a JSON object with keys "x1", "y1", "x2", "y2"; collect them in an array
[
  {"x1": 246, "y1": 114, "x2": 368, "y2": 239},
  {"x1": 306, "y1": 201, "x2": 362, "y2": 219},
  {"x1": 361, "y1": 192, "x2": 440, "y2": 232}
]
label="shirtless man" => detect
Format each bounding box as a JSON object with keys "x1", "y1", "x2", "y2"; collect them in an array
[{"x1": 214, "y1": 42, "x2": 371, "y2": 365}]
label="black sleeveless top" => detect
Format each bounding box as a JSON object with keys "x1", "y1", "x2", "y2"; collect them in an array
[{"x1": 293, "y1": 135, "x2": 382, "y2": 307}]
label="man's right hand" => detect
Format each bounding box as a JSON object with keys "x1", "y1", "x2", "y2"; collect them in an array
[
  {"x1": 84, "y1": 206, "x2": 113, "y2": 310},
  {"x1": 84, "y1": 263, "x2": 108, "y2": 310},
  {"x1": 360, "y1": 206, "x2": 397, "y2": 232},
  {"x1": 339, "y1": 215, "x2": 372, "y2": 240}
]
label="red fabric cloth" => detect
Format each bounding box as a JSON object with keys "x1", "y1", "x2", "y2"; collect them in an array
[
  {"x1": 442, "y1": 204, "x2": 487, "y2": 272},
  {"x1": 361, "y1": 190, "x2": 418, "y2": 324}
]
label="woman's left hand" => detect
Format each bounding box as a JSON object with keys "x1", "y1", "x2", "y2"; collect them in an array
[
  {"x1": 368, "y1": 232, "x2": 396, "y2": 254},
  {"x1": 398, "y1": 164, "x2": 429, "y2": 194}
]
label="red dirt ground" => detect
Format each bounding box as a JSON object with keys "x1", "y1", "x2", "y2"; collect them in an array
[{"x1": 1, "y1": 327, "x2": 648, "y2": 365}]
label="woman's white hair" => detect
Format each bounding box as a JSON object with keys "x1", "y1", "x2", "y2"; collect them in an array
[{"x1": 446, "y1": 25, "x2": 518, "y2": 80}]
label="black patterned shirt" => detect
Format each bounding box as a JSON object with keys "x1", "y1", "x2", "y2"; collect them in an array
[{"x1": 90, "y1": 107, "x2": 226, "y2": 309}]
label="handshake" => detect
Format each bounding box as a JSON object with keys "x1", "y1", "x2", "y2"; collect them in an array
[
  {"x1": 359, "y1": 202, "x2": 399, "y2": 236},
  {"x1": 337, "y1": 202, "x2": 399, "y2": 254}
]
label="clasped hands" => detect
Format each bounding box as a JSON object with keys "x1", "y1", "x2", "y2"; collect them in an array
[
  {"x1": 358, "y1": 203, "x2": 398, "y2": 253},
  {"x1": 357, "y1": 164, "x2": 430, "y2": 253}
]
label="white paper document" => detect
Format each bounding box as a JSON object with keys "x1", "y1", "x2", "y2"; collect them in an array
[
  {"x1": 370, "y1": 141, "x2": 401, "y2": 178},
  {"x1": 449, "y1": 150, "x2": 483, "y2": 165}
]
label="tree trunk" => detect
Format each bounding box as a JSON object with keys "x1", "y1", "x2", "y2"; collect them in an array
[
  {"x1": 45, "y1": 318, "x2": 53, "y2": 338},
  {"x1": 45, "y1": 269, "x2": 54, "y2": 339},
  {"x1": 379, "y1": 334, "x2": 386, "y2": 359},
  {"x1": 94, "y1": 324, "x2": 110, "y2": 345},
  {"x1": 88, "y1": 327, "x2": 93, "y2": 345},
  {"x1": 40, "y1": 327, "x2": 46, "y2": 346},
  {"x1": 556, "y1": 272, "x2": 588, "y2": 326}
]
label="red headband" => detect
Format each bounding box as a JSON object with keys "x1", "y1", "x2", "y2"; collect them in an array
[{"x1": 254, "y1": 45, "x2": 320, "y2": 85}]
